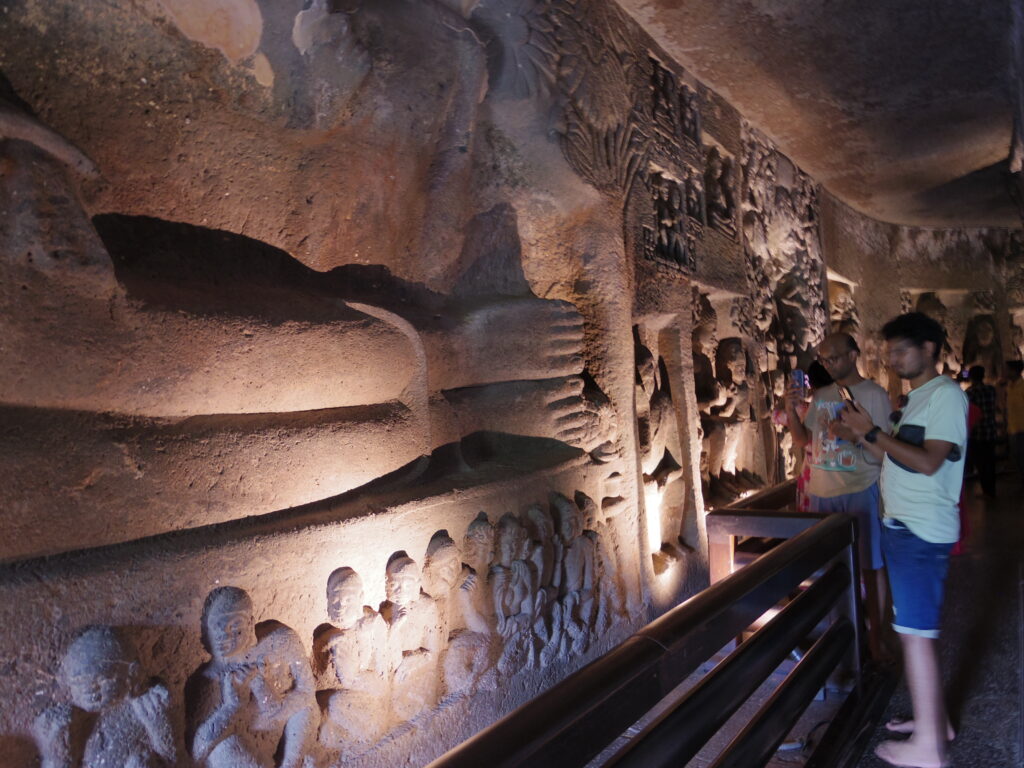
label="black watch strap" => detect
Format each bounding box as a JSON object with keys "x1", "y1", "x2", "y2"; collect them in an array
[{"x1": 863, "y1": 426, "x2": 881, "y2": 443}]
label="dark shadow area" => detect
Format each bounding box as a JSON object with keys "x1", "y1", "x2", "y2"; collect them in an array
[
  {"x1": 911, "y1": 158, "x2": 1019, "y2": 226},
  {"x1": 92, "y1": 213, "x2": 448, "y2": 320}
]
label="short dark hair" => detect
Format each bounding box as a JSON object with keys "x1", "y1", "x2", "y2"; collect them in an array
[
  {"x1": 968, "y1": 365, "x2": 985, "y2": 382},
  {"x1": 806, "y1": 360, "x2": 834, "y2": 389},
  {"x1": 881, "y1": 312, "x2": 946, "y2": 361}
]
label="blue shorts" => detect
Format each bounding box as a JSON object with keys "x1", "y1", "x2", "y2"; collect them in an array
[
  {"x1": 881, "y1": 519, "x2": 952, "y2": 638},
  {"x1": 809, "y1": 484, "x2": 883, "y2": 570}
]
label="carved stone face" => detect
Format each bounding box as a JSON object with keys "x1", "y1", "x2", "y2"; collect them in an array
[
  {"x1": 464, "y1": 528, "x2": 493, "y2": 574},
  {"x1": 327, "y1": 573, "x2": 364, "y2": 628},
  {"x1": 386, "y1": 558, "x2": 421, "y2": 605},
  {"x1": 426, "y1": 545, "x2": 461, "y2": 595},
  {"x1": 63, "y1": 659, "x2": 131, "y2": 712},
  {"x1": 559, "y1": 505, "x2": 582, "y2": 541},
  {"x1": 975, "y1": 318, "x2": 995, "y2": 347},
  {"x1": 208, "y1": 610, "x2": 256, "y2": 662},
  {"x1": 60, "y1": 628, "x2": 135, "y2": 713}
]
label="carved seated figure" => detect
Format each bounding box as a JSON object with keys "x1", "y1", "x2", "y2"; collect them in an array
[
  {"x1": 315, "y1": 568, "x2": 389, "y2": 749},
  {"x1": 34, "y1": 626, "x2": 176, "y2": 768},
  {"x1": 380, "y1": 554, "x2": 442, "y2": 722},
  {"x1": 187, "y1": 587, "x2": 317, "y2": 768}
]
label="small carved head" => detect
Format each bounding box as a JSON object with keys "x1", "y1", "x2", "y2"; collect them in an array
[
  {"x1": 424, "y1": 531, "x2": 461, "y2": 597},
  {"x1": 463, "y1": 512, "x2": 494, "y2": 574},
  {"x1": 202, "y1": 586, "x2": 256, "y2": 662},
  {"x1": 385, "y1": 553, "x2": 421, "y2": 606},
  {"x1": 550, "y1": 492, "x2": 582, "y2": 541},
  {"x1": 60, "y1": 626, "x2": 140, "y2": 713},
  {"x1": 495, "y1": 514, "x2": 527, "y2": 566},
  {"x1": 716, "y1": 337, "x2": 747, "y2": 384},
  {"x1": 327, "y1": 567, "x2": 364, "y2": 628},
  {"x1": 524, "y1": 504, "x2": 555, "y2": 542}
]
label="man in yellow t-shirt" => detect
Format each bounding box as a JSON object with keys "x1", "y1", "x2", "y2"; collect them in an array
[{"x1": 1005, "y1": 360, "x2": 1024, "y2": 483}]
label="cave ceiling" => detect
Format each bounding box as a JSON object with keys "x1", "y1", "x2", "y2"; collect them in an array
[{"x1": 621, "y1": 0, "x2": 1020, "y2": 228}]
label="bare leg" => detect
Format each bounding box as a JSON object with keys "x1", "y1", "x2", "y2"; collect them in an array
[{"x1": 874, "y1": 634, "x2": 949, "y2": 767}]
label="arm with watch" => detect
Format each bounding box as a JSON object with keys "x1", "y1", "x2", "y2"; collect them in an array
[{"x1": 832, "y1": 399, "x2": 955, "y2": 476}]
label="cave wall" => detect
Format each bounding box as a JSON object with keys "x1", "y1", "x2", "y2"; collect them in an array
[{"x1": 0, "y1": 1, "x2": 1020, "y2": 766}]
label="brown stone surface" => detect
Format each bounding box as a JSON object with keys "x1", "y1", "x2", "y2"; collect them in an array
[{"x1": 620, "y1": 0, "x2": 1018, "y2": 227}]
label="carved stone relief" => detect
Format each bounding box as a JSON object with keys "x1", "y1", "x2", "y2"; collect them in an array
[
  {"x1": 187, "y1": 587, "x2": 319, "y2": 768},
  {"x1": 35, "y1": 626, "x2": 176, "y2": 768},
  {"x1": 705, "y1": 145, "x2": 737, "y2": 239},
  {"x1": 633, "y1": 325, "x2": 692, "y2": 571},
  {"x1": 963, "y1": 313, "x2": 1004, "y2": 380}
]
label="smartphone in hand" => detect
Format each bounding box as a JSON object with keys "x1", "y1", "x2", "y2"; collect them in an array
[{"x1": 837, "y1": 384, "x2": 854, "y2": 404}]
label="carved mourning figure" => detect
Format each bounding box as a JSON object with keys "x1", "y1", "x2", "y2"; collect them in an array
[
  {"x1": 34, "y1": 626, "x2": 176, "y2": 768},
  {"x1": 574, "y1": 491, "x2": 628, "y2": 635},
  {"x1": 422, "y1": 531, "x2": 462, "y2": 642},
  {"x1": 705, "y1": 146, "x2": 737, "y2": 236},
  {"x1": 187, "y1": 587, "x2": 317, "y2": 768},
  {"x1": 489, "y1": 513, "x2": 538, "y2": 674},
  {"x1": 551, "y1": 492, "x2": 597, "y2": 657},
  {"x1": 316, "y1": 567, "x2": 389, "y2": 749},
  {"x1": 380, "y1": 553, "x2": 442, "y2": 721},
  {"x1": 523, "y1": 503, "x2": 564, "y2": 668},
  {"x1": 441, "y1": 515, "x2": 500, "y2": 695},
  {"x1": 963, "y1": 314, "x2": 1004, "y2": 381}
]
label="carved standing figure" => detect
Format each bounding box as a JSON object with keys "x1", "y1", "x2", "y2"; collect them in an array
[
  {"x1": 187, "y1": 587, "x2": 317, "y2": 768},
  {"x1": 380, "y1": 553, "x2": 442, "y2": 721},
  {"x1": 316, "y1": 567, "x2": 389, "y2": 750},
  {"x1": 34, "y1": 626, "x2": 176, "y2": 768},
  {"x1": 489, "y1": 514, "x2": 537, "y2": 674},
  {"x1": 551, "y1": 492, "x2": 597, "y2": 657}
]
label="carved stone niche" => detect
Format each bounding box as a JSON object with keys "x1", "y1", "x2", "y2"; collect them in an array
[
  {"x1": 963, "y1": 313, "x2": 1004, "y2": 381},
  {"x1": 649, "y1": 56, "x2": 701, "y2": 153},
  {"x1": 644, "y1": 169, "x2": 696, "y2": 273},
  {"x1": 828, "y1": 278, "x2": 860, "y2": 337}
]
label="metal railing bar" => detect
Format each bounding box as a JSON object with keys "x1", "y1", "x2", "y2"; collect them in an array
[
  {"x1": 606, "y1": 562, "x2": 851, "y2": 768},
  {"x1": 803, "y1": 663, "x2": 900, "y2": 768},
  {"x1": 640, "y1": 514, "x2": 854, "y2": 653},
  {"x1": 427, "y1": 515, "x2": 855, "y2": 768},
  {"x1": 425, "y1": 635, "x2": 665, "y2": 768},
  {"x1": 708, "y1": 618, "x2": 855, "y2": 768},
  {"x1": 707, "y1": 509, "x2": 829, "y2": 541}
]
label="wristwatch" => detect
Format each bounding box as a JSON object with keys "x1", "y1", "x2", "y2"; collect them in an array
[{"x1": 862, "y1": 426, "x2": 881, "y2": 444}]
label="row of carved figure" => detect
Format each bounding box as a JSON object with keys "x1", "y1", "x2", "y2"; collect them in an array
[{"x1": 32, "y1": 491, "x2": 632, "y2": 767}]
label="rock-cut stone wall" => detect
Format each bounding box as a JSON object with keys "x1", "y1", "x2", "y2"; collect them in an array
[{"x1": 0, "y1": 0, "x2": 1020, "y2": 766}]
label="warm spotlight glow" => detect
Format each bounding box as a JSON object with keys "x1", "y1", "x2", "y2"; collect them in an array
[{"x1": 644, "y1": 482, "x2": 664, "y2": 555}]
